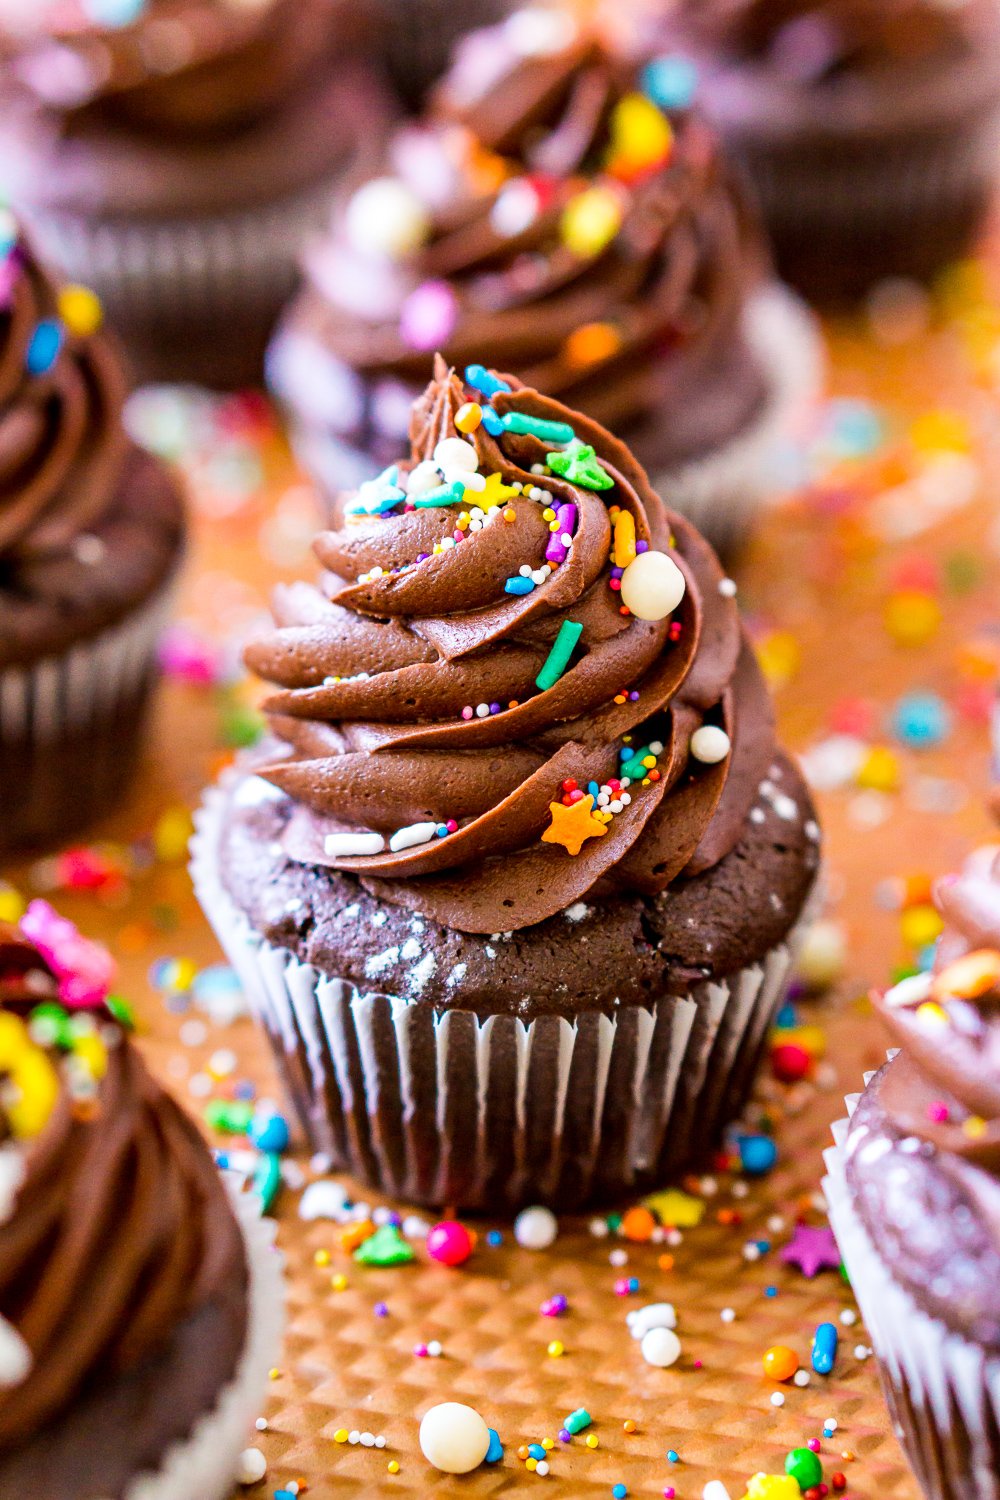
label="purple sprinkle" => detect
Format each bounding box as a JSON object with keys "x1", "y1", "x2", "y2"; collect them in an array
[
  {"x1": 636, "y1": 540, "x2": 649, "y2": 553},
  {"x1": 490, "y1": 701, "x2": 501, "y2": 714},
  {"x1": 374, "y1": 1301, "x2": 389, "y2": 1318},
  {"x1": 559, "y1": 1429, "x2": 571, "y2": 1443},
  {"x1": 545, "y1": 501, "x2": 577, "y2": 566},
  {"x1": 629, "y1": 691, "x2": 640, "y2": 702},
  {"x1": 610, "y1": 566, "x2": 624, "y2": 579}
]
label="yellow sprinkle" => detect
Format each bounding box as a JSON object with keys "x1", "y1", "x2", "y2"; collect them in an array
[
  {"x1": 0, "y1": 885, "x2": 25, "y2": 924},
  {"x1": 331, "y1": 1273, "x2": 348, "y2": 1291},
  {"x1": 964, "y1": 1115, "x2": 987, "y2": 1139},
  {"x1": 314, "y1": 1249, "x2": 331, "y2": 1267},
  {"x1": 915, "y1": 1001, "x2": 950, "y2": 1029},
  {"x1": 586, "y1": 1434, "x2": 599, "y2": 1449},
  {"x1": 547, "y1": 1340, "x2": 564, "y2": 1357},
  {"x1": 269, "y1": 1368, "x2": 281, "y2": 1381},
  {"x1": 542, "y1": 1438, "x2": 554, "y2": 1450},
  {"x1": 58, "y1": 283, "x2": 102, "y2": 336},
  {"x1": 455, "y1": 401, "x2": 483, "y2": 434},
  {"x1": 503, "y1": 507, "x2": 516, "y2": 523},
  {"x1": 543, "y1": 508, "x2": 556, "y2": 521},
  {"x1": 526, "y1": 1457, "x2": 538, "y2": 1471},
  {"x1": 334, "y1": 1429, "x2": 349, "y2": 1444},
  {"x1": 387, "y1": 1459, "x2": 400, "y2": 1474}
]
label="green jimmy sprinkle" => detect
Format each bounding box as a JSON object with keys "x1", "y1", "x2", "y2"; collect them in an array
[
  {"x1": 501, "y1": 411, "x2": 576, "y2": 445},
  {"x1": 536, "y1": 620, "x2": 583, "y2": 692}
]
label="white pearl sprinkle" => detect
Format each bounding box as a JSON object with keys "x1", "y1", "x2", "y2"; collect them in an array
[{"x1": 770, "y1": 1392, "x2": 785, "y2": 1408}]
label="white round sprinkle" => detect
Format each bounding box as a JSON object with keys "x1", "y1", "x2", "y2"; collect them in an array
[
  {"x1": 346, "y1": 177, "x2": 429, "y2": 259},
  {"x1": 609, "y1": 1248, "x2": 629, "y2": 1267},
  {"x1": 825, "y1": 1418, "x2": 838, "y2": 1432},
  {"x1": 589, "y1": 1218, "x2": 609, "y2": 1237},
  {"x1": 770, "y1": 1392, "x2": 785, "y2": 1408},
  {"x1": 719, "y1": 578, "x2": 737, "y2": 597},
  {"x1": 619, "y1": 550, "x2": 686, "y2": 621},
  {"x1": 255, "y1": 1418, "x2": 269, "y2": 1432},
  {"x1": 703, "y1": 1483, "x2": 733, "y2": 1500},
  {"x1": 514, "y1": 1205, "x2": 558, "y2": 1250},
  {"x1": 299, "y1": 1180, "x2": 350, "y2": 1222},
  {"x1": 427, "y1": 1340, "x2": 443, "y2": 1357},
  {"x1": 407, "y1": 460, "x2": 443, "y2": 495},
  {"x1": 793, "y1": 1370, "x2": 811, "y2": 1388},
  {"x1": 840, "y1": 1309, "x2": 858, "y2": 1326},
  {"x1": 0, "y1": 1319, "x2": 31, "y2": 1388},
  {"x1": 690, "y1": 726, "x2": 732, "y2": 765},
  {"x1": 434, "y1": 437, "x2": 479, "y2": 472},
  {"x1": 720, "y1": 1308, "x2": 736, "y2": 1324},
  {"x1": 419, "y1": 1401, "x2": 491, "y2": 1474},
  {"x1": 375, "y1": 1435, "x2": 387, "y2": 1448},
  {"x1": 349, "y1": 1430, "x2": 360, "y2": 1444},
  {"x1": 641, "y1": 1326, "x2": 682, "y2": 1368},
  {"x1": 360, "y1": 1432, "x2": 375, "y2": 1447},
  {"x1": 536, "y1": 1459, "x2": 550, "y2": 1476}
]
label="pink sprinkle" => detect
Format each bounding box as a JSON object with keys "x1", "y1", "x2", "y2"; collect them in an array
[
  {"x1": 399, "y1": 280, "x2": 457, "y2": 351},
  {"x1": 663, "y1": 1490, "x2": 675, "y2": 1499},
  {"x1": 693, "y1": 1359, "x2": 702, "y2": 1369},
  {"x1": 808, "y1": 1439, "x2": 821, "y2": 1453},
  {"x1": 413, "y1": 1343, "x2": 428, "y2": 1358},
  {"x1": 20, "y1": 900, "x2": 116, "y2": 1008},
  {"x1": 446, "y1": 819, "x2": 459, "y2": 833},
  {"x1": 158, "y1": 625, "x2": 222, "y2": 686},
  {"x1": 928, "y1": 1101, "x2": 950, "y2": 1123},
  {"x1": 461, "y1": 707, "x2": 474, "y2": 721}
]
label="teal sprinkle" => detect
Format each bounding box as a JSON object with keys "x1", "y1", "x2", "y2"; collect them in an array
[
  {"x1": 411, "y1": 480, "x2": 467, "y2": 509},
  {"x1": 619, "y1": 745, "x2": 653, "y2": 781},
  {"x1": 564, "y1": 1409, "x2": 592, "y2": 1434},
  {"x1": 252, "y1": 1151, "x2": 282, "y2": 1215},
  {"x1": 536, "y1": 620, "x2": 583, "y2": 692},
  {"x1": 347, "y1": 465, "x2": 406, "y2": 516},
  {"x1": 547, "y1": 438, "x2": 614, "y2": 491},
  {"x1": 501, "y1": 411, "x2": 576, "y2": 444}
]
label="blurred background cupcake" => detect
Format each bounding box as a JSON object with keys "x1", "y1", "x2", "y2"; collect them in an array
[
  {"x1": 0, "y1": 905, "x2": 282, "y2": 1497},
  {"x1": 0, "y1": 214, "x2": 185, "y2": 857},
  {"x1": 826, "y1": 841, "x2": 1000, "y2": 1500},
  {"x1": 0, "y1": 0, "x2": 395, "y2": 388},
  {"x1": 640, "y1": 0, "x2": 1000, "y2": 305},
  {"x1": 193, "y1": 364, "x2": 822, "y2": 1211},
  {"x1": 269, "y1": 4, "x2": 823, "y2": 553}
]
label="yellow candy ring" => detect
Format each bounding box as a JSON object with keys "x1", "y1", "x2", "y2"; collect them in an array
[{"x1": 0, "y1": 1012, "x2": 60, "y2": 1140}]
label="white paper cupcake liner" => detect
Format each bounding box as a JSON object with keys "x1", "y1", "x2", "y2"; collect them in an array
[
  {"x1": 0, "y1": 588, "x2": 173, "y2": 854},
  {"x1": 648, "y1": 281, "x2": 825, "y2": 555},
  {"x1": 125, "y1": 1183, "x2": 284, "y2": 1500},
  {"x1": 192, "y1": 769, "x2": 819, "y2": 1211},
  {"x1": 825, "y1": 1069, "x2": 1000, "y2": 1500}
]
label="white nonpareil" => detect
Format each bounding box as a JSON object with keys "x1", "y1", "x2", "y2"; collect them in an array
[{"x1": 0, "y1": 1317, "x2": 31, "y2": 1388}]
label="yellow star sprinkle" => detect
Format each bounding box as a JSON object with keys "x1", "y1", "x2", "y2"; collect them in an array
[
  {"x1": 541, "y1": 795, "x2": 608, "y2": 857},
  {"x1": 474, "y1": 471, "x2": 520, "y2": 510},
  {"x1": 643, "y1": 1187, "x2": 705, "y2": 1228}
]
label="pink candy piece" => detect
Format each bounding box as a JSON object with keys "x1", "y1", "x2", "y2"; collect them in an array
[
  {"x1": 158, "y1": 625, "x2": 222, "y2": 686},
  {"x1": 426, "y1": 1220, "x2": 474, "y2": 1267},
  {"x1": 20, "y1": 900, "x2": 116, "y2": 1008}
]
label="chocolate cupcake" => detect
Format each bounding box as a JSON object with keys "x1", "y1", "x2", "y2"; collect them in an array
[
  {"x1": 268, "y1": 5, "x2": 822, "y2": 553},
  {"x1": 0, "y1": 0, "x2": 393, "y2": 388},
  {"x1": 646, "y1": 0, "x2": 1000, "y2": 304},
  {"x1": 0, "y1": 217, "x2": 185, "y2": 857},
  {"x1": 193, "y1": 362, "x2": 821, "y2": 1212},
  {"x1": 826, "y1": 843, "x2": 1000, "y2": 1500},
  {"x1": 0, "y1": 904, "x2": 282, "y2": 1499}
]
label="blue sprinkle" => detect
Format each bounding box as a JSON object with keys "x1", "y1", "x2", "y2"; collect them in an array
[
  {"x1": 737, "y1": 1133, "x2": 778, "y2": 1176},
  {"x1": 26, "y1": 318, "x2": 63, "y2": 376},
  {"x1": 435, "y1": 824, "x2": 449, "y2": 838},
  {"x1": 465, "y1": 363, "x2": 511, "y2": 397},
  {"x1": 812, "y1": 1321, "x2": 839, "y2": 1376},
  {"x1": 891, "y1": 690, "x2": 951, "y2": 749},
  {"x1": 84, "y1": 0, "x2": 148, "y2": 27},
  {"x1": 486, "y1": 1429, "x2": 503, "y2": 1464},
  {"x1": 587, "y1": 781, "x2": 600, "y2": 799},
  {"x1": 486, "y1": 1229, "x2": 503, "y2": 1246},
  {"x1": 504, "y1": 576, "x2": 535, "y2": 596},
  {"x1": 765, "y1": 1285, "x2": 778, "y2": 1298},
  {"x1": 825, "y1": 397, "x2": 885, "y2": 460},
  {"x1": 528, "y1": 1444, "x2": 546, "y2": 1461},
  {"x1": 249, "y1": 1111, "x2": 290, "y2": 1154},
  {"x1": 481, "y1": 406, "x2": 504, "y2": 436},
  {"x1": 667, "y1": 1450, "x2": 679, "y2": 1463},
  {"x1": 775, "y1": 1001, "x2": 798, "y2": 1029},
  {"x1": 642, "y1": 54, "x2": 698, "y2": 110},
  {"x1": 613, "y1": 1485, "x2": 628, "y2": 1499}
]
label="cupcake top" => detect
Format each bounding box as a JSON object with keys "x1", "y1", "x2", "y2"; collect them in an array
[
  {"x1": 246, "y1": 360, "x2": 783, "y2": 936},
  {"x1": 0, "y1": 0, "x2": 375, "y2": 216},
  {"x1": 0, "y1": 216, "x2": 184, "y2": 669},
  {"x1": 846, "y1": 843, "x2": 1000, "y2": 1346},
  {"x1": 274, "y1": 4, "x2": 763, "y2": 457},
  {"x1": 0, "y1": 902, "x2": 247, "y2": 1451},
  {"x1": 0, "y1": 0, "x2": 347, "y2": 132},
  {"x1": 654, "y1": 0, "x2": 1000, "y2": 137}
]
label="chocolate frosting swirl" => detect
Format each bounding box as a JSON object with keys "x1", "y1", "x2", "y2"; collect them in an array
[
  {"x1": 0, "y1": 0, "x2": 349, "y2": 137},
  {"x1": 247, "y1": 361, "x2": 778, "y2": 935},
  {"x1": 667, "y1": 0, "x2": 988, "y2": 74},
  {"x1": 0, "y1": 935, "x2": 247, "y2": 1452},
  {"x1": 0, "y1": 225, "x2": 128, "y2": 561},
  {"x1": 275, "y1": 6, "x2": 764, "y2": 467}
]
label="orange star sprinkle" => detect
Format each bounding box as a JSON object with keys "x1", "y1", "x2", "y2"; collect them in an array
[{"x1": 541, "y1": 794, "x2": 608, "y2": 857}]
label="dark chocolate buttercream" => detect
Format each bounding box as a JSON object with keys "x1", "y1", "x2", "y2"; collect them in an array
[
  {"x1": 247, "y1": 362, "x2": 779, "y2": 935},
  {"x1": 846, "y1": 843, "x2": 1000, "y2": 1347},
  {"x1": 0, "y1": 227, "x2": 128, "y2": 560},
  {"x1": 0, "y1": 923, "x2": 248, "y2": 1457},
  {"x1": 272, "y1": 6, "x2": 765, "y2": 474}
]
